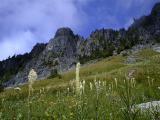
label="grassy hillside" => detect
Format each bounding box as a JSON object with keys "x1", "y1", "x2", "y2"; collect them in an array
[{"x1": 0, "y1": 49, "x2": 160, "y2": 119}]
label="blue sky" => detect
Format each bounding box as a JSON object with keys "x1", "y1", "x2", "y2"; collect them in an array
[{"x1": 0, "y1": 0, "x2": 159, "y2": 60}]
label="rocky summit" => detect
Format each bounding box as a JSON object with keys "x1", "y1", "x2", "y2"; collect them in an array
[{"x1": 1, "y1": 2, "x2": 160, "y2": 87}]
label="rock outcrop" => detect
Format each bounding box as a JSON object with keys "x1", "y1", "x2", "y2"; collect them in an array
[{"x1": 129, "y1": 2, "x2": 160, "y2": 43}]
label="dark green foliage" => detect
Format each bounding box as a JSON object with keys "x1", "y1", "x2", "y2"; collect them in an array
[
  {"x1": 118, "y1": 80, "x2": 140, "y2": 120},
  {"x1": 151, "y1": 3, "x2": 160, "y2": 16},
  {"x1": 134, "y1": 16, "x2": 153, "y2": 29},
  {"x1": 79, "y1": 34, "x2": 115, "y2": 64},
  {"x1": 141, "y1": 16, "x2": 153, "y2": 28},
  {"x1": 79, "y1": 45, "x2": 114, "y2": 64},
  {"x1": 0, "y1": 82, "x2": 4, "y2": 93},
  {"x1": 154, "y1": 35, "x2": 160, "y2": 43},
  {"x1": 0, "y1": 53, "x2": 31, "y2": 83},
  {"x1": 79, "y1": 56, "x2": 92, "y2": 64},
  {"x1": 54, "y1": 60, "x2": 59, "y2": 66},
  {"x1": 117, "y1": 38, "x2": 132, "y2": 54},
  {"x1": 48, "y1": 69, "x2": 62, "y2": 79},
  {"x1": 0, "y1": 44, "x2": 47, "y2": 84}
]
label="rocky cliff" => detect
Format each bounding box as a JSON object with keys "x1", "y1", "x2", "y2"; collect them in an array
[{"x1": 1, "y1": 2, "x2": 160, "y2": 87}]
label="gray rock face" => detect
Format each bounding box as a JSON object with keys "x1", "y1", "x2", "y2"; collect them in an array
[
  {"x1": 30, "y1": 43, "x2": 47, "y2": 57},
  {"x1": 54, "y1": 27, "x2": 75, "y2": 38},
  {"x1": 47, "y1": 28, "x2": 78, "y2": 57},
  {"x1": 134, "y1": 101, "x2": 160, "y2": 111},
  {"x1": 2, "y1": 2, "x2": 160, "y2": 87},
  {"x1": 3, "y1": 28, "x2": 80, "y2": 86},
  {"x1": 3, "y1": 44, "x2": 47, "y2": 86}
]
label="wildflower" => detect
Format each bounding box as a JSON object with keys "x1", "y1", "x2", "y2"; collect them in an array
[
  {"x1": 63, "y1": 115, "x2": 67, "y2": 119},
  {"x1": 28, "y1": 69, "x2": 37, "y2": 120},
  {"x1": 114, "y1": 78, "x2": 118, "y2": 88},
  {"x1": 94, "y1": 76, "x2": 97, "y2": 85},
  {"x1": 124, "y1": 79, "x2": 126, "y2": 84},
  {"x1": 94, "y1": 79, "x2": 96, "y2": 84},
  {"x1": 111, "y1": 82, "x2": 113, "y2": 90},
  {"x1": 67, "y1": 87, "x2": 70, "y2": 93},
  {"x1": 151, "y1": 79, "x2": 154, "y2": 85},
  {"x1": 46, "y1": 86, "x2": 51, "y2": 91},
  {"x1": 0, "y1": 112, "x2": 2, "y2": 118},
  {"x1": 82, "y1": 80, "x2": 85, "y2": 86},
  {"x1": 109, "y1": 84, "x2": 112, "y2": 91},
  {"x1": 102, "y1": 81, "x2": 105, "y2": 86},
  {"x1": 106, "y1": 93, "x2": 109, "y2": 96},
  {"x1": 17, "y1": 113, "x2": 22, "y2": 119},
  {"x1": 147, "y1": 76, "x2": 151, "y2": 87},
  {"x1": 98, "y1": 80, "x2": 101, "y2": 86},
  {"x1": 81, "y1": 80, "x2": 86, "y2": 92},
  {"x1": 80, "y1": 82, "x2": 83, "y2": 95},
  {"x1": 76, "y1": 62, "x2": 80, "y2": 81},
  {"x1": 75, "y1": 62, "x2": 80, "y2": 94},
  {"x1": 45, "y1": 111, "x2": 49, "y2": 117},
  {"x1": 95, "y1": 80, "x2": 99, "y2": 90},
  {"x1": 72, "y1": 86, "x2": 75, "y2": 94},
  {"x1": 70, "y1": 80, "x2": 74, "y2": 87},
  {"x1": 110, "y1": 113, "x2": 113, "y2": 120},
  {"x1": 70, "y1": 112, "x2": 74, "y2": 116},
  {"x1": 49, "y1": 102, "x2": 54, "y2": 106},
  {"x1": 28, "y1": 69, "x2": 37, "y2": 93},
  {"x1": 130, "y1": 78, "x2": 133, "y2": 88},
  {"x1": 42, "y1": 87, "x2": 45, "y2": 93},
  {"x1": 131, "y1": 78, "x2": 136, "y2": 87},
  {"x1": 90, "y1": 82, "x2": 93, "y2": 90},
  {"x1": 1, "y1": 99, "x2": 4, "y2": 104}
]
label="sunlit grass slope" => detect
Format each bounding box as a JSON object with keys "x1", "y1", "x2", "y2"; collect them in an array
[{"x1": 0, "y1": 49, "x2": 160, "y2": 119}]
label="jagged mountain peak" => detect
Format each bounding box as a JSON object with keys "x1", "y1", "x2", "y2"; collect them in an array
[
  {"x1": 54, "y1": 27, "x2": 74, "y2": 38},
  {"x1": 151, "y1": 2, "x2": 160, "y2": 16},
  {"x1": 46, "y1": 27, "x2": 79, "y2": 55},
  {"x1": 129, "y1": 2, "x2": 160, "y2": 30}
]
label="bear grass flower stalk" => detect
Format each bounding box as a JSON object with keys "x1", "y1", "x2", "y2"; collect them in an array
[
  {"x1": 131, "y1": 78, "x2": 136, "y2": 88},
  {"x1": 28, "y1": 69, "x2": 37, "y2": 120},
  {"x1": 147, "y1": 76, "x2": 151, "y2": 87},
  {"x1": 75, "y1": 62, "x2": 80, "y2": 94},
  {"x1": 114, "y1": 78, "x2": 118, "y2": 88},
  {"x1": 28, "y1": 69, "x2": 37, "y2": 95},
  {"x1": 75, "y1": 63, "x2": 88, "y2": 119},
  {"x1": 82, "y1": 80, "x2": 85, "y2": 93},
  {"x1": 90, "y1": 82, "x2": 93, "y2": 90}
]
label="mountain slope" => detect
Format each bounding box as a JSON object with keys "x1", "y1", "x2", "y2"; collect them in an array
[
  {"x1": 1, "y1": 48, "x2": 160, "y2": 119},
  {"x1": 1, "y1": 2, "x2": 160, "y2": 87}
]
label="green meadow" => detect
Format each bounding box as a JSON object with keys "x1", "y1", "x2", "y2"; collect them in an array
[{"x1": 0, "y1": 49, "x2": 160, "y2": 119}]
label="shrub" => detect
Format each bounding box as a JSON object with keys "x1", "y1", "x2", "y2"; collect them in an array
[
  {"x1": 48, "y1": 69, "x2": 62, "y2": 79},
  {"x1": 0, "y1": 84, "x2": 4, "y2": 93}
]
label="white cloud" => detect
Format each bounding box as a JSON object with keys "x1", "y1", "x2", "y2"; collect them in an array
[
  {"x1": 0, "y1": 30, "x2": 37, "y2": 60},
  {"x1": 0, "y1": 0, "x2": 89, "y2": 60}
]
